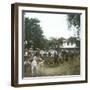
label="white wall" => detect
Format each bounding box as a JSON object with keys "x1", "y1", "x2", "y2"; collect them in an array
[{"x1": 0, "y1": 0, "x2": 89, "y2": 90}]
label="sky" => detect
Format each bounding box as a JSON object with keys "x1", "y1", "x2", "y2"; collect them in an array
[{"x1": 24, "y1": 12, "x2": 75, "y2": 39}]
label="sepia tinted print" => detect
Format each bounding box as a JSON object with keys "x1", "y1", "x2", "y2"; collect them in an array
[
  {"x1": 11, "y1": 3, "x2": 87, "y2": 87},
  {"x1": 23, "y1": 11, "x2": 80, "y2": 77}
]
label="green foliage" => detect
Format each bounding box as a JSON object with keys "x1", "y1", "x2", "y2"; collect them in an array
[
  {"x1": 25, "y1": 18, "x2": 47, "y2": 49},
  {"x1": 67, "y1": 13, "x2": 81, "y2": 48},
  {"x1": 58, "y1": 37, "x2": 65, "y2": 46},
  {"x1": 48, "y1": 38, "x2": 57, "y2": 49},
  {"x1": 67, "y1": 14, "x2": 80, "y2": 28},
  {"x1": 67, "y1": 14, "x2": 80, "y2": 38},
  {"x1": 24, "y1": 17, "x2": 80, "y2": 50},
  {"x1": 67, "y1": 37, "x2": 80, "y2": 48},
  {"x1": 67, "y1": 37, "x2": 76, "y2": 44}
]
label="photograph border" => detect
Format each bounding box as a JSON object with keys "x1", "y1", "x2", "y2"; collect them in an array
[{"x1": 11, "y1": 3, "x2": 88, "y2": 87}]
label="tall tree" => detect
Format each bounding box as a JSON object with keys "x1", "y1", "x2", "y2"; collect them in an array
[
  {"x1": 24, "y1": 18, "x2": 46, "y2": 49},
  {"x1": 67, "y1": 14, "x2": 80, "y2": 38}
]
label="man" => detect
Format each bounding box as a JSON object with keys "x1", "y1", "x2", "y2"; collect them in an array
[{"x1": 31, "y1": 55, "x2": 38, "y2": 76}]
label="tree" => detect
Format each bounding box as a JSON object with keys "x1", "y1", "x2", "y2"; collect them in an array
[
  {"x1": 67, "y1": 37, "x2": 76, "y2": 45},
  {"x1": 58, "y1": 37, "x2": 65, "y2": 46},
  {"x1": 67, "y1": 37, "x2": 80, "y2": 48},
  {"x1": 48, "y1": 38, "x2": 58, "y2": 49},
  {"x1": 25, "y1": 18, "x2": 46, "y2": 49},
  {"x1": 67, "y1": 14, "x2": 80, "y2": 38}
]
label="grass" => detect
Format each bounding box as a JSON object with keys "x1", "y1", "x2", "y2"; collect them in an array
[{"x1": 24, "y1": 56, "x2": 80, "y2": 77}]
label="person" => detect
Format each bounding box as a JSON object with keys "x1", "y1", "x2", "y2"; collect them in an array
[
  {"x1": 31, "y1": 55, "x2": 38, "y2": 76},
  {"x1": 54, "y1": 51, "x2": 58, "y2": 64}
]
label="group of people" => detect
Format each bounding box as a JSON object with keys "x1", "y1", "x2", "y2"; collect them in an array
[
  {"x1": 24, "y1": 48, "x2": 79, "y2": 76},
  {"x1": 24, "y1": 50, "x2": 44, "y2": 76}
]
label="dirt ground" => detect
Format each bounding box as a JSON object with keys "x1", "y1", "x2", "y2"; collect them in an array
[{"x1": 24, "y1": 56, "x2": 80, "y2": 77}]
